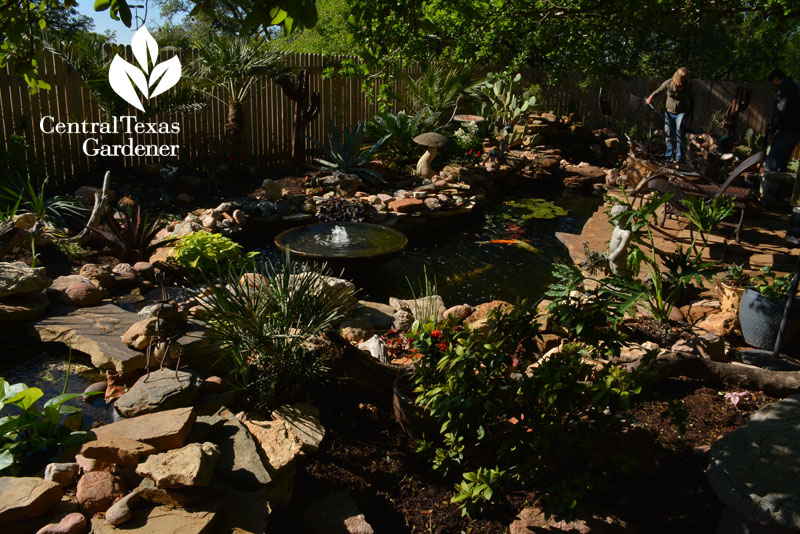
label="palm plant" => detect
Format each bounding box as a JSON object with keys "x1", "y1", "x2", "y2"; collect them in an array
[
  {"x1": 310, "y1": 119, "x2": 390, "y2": 185},
  {"x1": 404, "y1": 60, "x2": 482, "y2": 126},
  {"x1": 189, "y1": 32, "x2": 289, "y2": 162},
  {"x1": 365, "y1": 110, "x2": 437, "y2": 169}
]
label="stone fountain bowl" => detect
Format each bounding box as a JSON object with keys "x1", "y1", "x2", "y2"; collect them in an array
[{"x1": 274, "y1": 222, "x2": 408, "y2": 263}]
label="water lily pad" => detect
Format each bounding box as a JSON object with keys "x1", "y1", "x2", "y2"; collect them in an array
[{"x1": 504, "y1": 199, "x2": 567, "y2": 219}]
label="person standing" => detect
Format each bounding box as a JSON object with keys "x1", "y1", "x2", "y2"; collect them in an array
[
  {"x1": 647, "y1": 67, "x2": 694, "y2": 164},
  {"x1": 764, "y1": 68, "x2": 800, "y2": 172}
]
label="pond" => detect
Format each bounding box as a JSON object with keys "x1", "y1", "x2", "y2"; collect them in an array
[{"x1": 357, "y1": 188, "x2": 602, "y2": 305}]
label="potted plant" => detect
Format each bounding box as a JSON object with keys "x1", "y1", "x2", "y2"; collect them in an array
[
  {"x1": 739, "y1": 266, "x2": 798, "y2": 350},
  {"x1": 716, "y1": 263, "x2": 748, "y2": 313}
]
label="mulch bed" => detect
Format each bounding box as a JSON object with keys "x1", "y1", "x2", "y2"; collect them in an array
[{"x1": 270, "y1": 376, "x2": 774, "y2": 533}]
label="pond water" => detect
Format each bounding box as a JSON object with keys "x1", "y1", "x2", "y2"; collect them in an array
[{"x1": 355, "y1": 188, "x2": 602, "y2": 305}]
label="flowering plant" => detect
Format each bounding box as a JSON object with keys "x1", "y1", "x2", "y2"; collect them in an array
[{"x1": 453, "y1": 120, "x2": 481, "y2": 151}]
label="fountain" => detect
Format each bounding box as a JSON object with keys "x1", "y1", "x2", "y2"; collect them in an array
[{"x1": 274, "y1": 222, "x2": 408, "y2": 263}]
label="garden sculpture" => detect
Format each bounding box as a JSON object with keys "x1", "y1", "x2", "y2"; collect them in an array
[
  {"x1": 608, "y1": 204, "x2": 633, "y2": 277},
  {"x1": 413, "y1": 132, "x2": 448, "y2": 179}
]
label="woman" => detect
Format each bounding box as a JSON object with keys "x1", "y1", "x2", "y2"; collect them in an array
[{"x1": 647, "y1": 67, "x2": 694, "y2": 164}]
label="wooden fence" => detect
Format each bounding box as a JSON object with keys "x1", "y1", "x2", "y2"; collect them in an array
[{"x1": 0, "y1": 48, "x2": 778, "y2": 186}]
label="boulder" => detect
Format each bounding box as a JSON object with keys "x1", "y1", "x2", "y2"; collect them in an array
[
  {"x1": 509, "y1": 504, "x2": 630, "y2": 533},
  {"x1": 392, "y1": 309, "x2": 413, "y2": 331},
  {"x1": 121, "y1": 318, "x2": 158, "y2": 350},
  {"x1": 76, "y1": 471, "x2": 126, "y2": 515},
  {"x1": 272, "y1": 403, "x2": 325, "y2": 454},
  {"x1": 136, "y1": 442, "x2": 220, "y2": 488},
  {"x1": 137, "y1": 303, "x2": 178, "y2": 319},
  {"x1": 303, "y1": 492, "x2": 374, "y2": 534},
  {"x1": 464, "y1": 300, "x2": 514, "y2": 333},
  {"x1": 289, "y1": 273, "x2": 357, "y2": 311},
  {"x1": 34, "y1": 512, "x2": 87, "y2": 534},
  {"x1": 63, "y1": 282, "x2": 105, "y2": 307},
  {"x1": 352, "y1": 301, "x2": 394, "y2": 331},
  {"x1": 132, "y1": 262, "x2": 155, "y2": 281},
  {"x1": 104, "y1": 489, "x2": 141, "y2": 526},
  {"x1": 0, "y1": 261, "x2": 48, "y2": 299},
  {"x1": 78, "y1": 264, "x2": 112, "y2": 290},
  {"x1": 708, "y1": 394, "x2": 800, "y2": 529},
  {"x1": 358, "y1": 335, "x2": 389, "y2": 364},
  {"x1": 80, "y1": 438, "x2": 157, "y2": 467},
  {"x1": 115, "y1": 369, "x2": 200, "y2": 418},
  {"x1": 388, "y1": 198, "x2": 424, "y2": 213},
  {"x1": 136, "y1": 478, "x2": 212, "y2": 508},
  {"x1": 44, "y1": 463, "x2": 80, "y2": 486},
  {"x1": 111, "y1": 263, "x2": 139, "y2": 286},
  {"x1": 261, "y1": 179, "x2": 283, "y2": 202},
  {"x1": 0, "y1": 477, "x2": 63, "y2": 525},
  {"x1": 0, "y1": 290, "x2": 50, "y2": 321},
  {"x1": 30, "y1": 303, "x2": 147, "y2": 373},
  {"x1": 209, "y1": 482, "x2": 271, "y2": 534},
  {"x1": 443, "y1": 304, "x2": 472, "y2": 323},
  {"x1": 90, "y1": 407, "x2": 196, "y2": 452},
  {"x1": 696, "y1": 310, "x2": 738, "y2": 337}
]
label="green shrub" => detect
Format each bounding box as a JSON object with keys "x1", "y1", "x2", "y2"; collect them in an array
[
  {"x1": 408, "y1": 301, "x2": 655, "y2": 518},
  {"x1": 169, "y1": 230, "x2": 256, "y2": 279},
  {"x1": 752, "y1": 266, "x2": 793, "y2": 300},
  {"x1": 0, "y1": 378, "x2": 94, "y2": 475},
  {"x1": 365, "y1": 110, "x2": 438, "y2": 168},
  {"x1": 198, "y1": 250, "x2": 354, "y2": 407}
]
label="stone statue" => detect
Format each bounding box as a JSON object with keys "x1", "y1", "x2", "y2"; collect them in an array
[{"x1": 608, "y1": 204, "x2": 633, "y2": 277}]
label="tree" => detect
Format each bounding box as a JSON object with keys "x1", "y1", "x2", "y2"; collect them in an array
[{"x1": 276, "y1": 0, "x2": 351, "y2": 56}]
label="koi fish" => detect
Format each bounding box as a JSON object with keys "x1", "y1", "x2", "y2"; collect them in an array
[{"x1": 476, "y1": 239, "x2": 541, "y2": 253}]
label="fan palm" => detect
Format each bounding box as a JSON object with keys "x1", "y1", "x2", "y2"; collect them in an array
[
  {"x1": 404, "y1": 59, "x2": 482, "y2": 126},
  {"x1": 189, "y1": 33, "x2": 289, "y2": 162}
]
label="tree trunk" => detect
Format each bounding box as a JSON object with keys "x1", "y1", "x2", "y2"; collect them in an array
[{"x1": 226, "y1": 100, "x2": 245, "y2": 162}]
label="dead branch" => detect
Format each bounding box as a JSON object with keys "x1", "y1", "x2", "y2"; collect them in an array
[{"x1": 71, "y1": 170, "x2": 111, "y2": 245}]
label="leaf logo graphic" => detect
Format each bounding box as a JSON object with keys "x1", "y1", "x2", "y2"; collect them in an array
[{"x1": 108, "y1": 26, "x2": 181, "y2": 112}]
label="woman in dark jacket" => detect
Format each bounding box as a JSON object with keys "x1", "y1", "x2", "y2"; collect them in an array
[{"x1": 647, "y1": 67, "x2": 694, "y2": 164}]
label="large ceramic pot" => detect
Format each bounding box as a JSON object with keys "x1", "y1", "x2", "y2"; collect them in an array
[
  {"x1": 739, "y1": 288, "x2": 800, "y2": 350},
  {"x1": 392, "y1": 373, "x2": 436, "y2": 441}
]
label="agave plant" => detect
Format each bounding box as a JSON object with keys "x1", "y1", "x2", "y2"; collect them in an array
[
  {"x1": 310, "y1": 119, "x2": 390, "y2": 185},
  {"x1": 365, "y1": 109, "x2": 437, "y2": 168},
  {"x1": 88, "y1": 204, "x2": 165, "y2": 263}
]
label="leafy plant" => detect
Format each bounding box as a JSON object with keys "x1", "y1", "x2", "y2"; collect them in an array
[
  {"x1": 504, "y1": 199, "x2": 567, "y2": 220},
  {"x1": 751, "y1": 266, "x2": 793, "y2": 300},
  {"x1": 0, "y1": 378, "x2": 93, "y2": 475},
  {"x1": 89, "y1": 204, "x2": 165, "y2": 263},
  {"x1": 169, "y1": 230, "x2": 256, "y2": 280},
  {"x1": 310, "y1": 119, "x2": 390, "y2": 185},
  {"x1": 404, "y1": 60, "x2": 481, "y2": 124},
  {"x1": 198, "y1": 250, "x2": 354, "y2": 407},
  {"x1": 0, "y1": 176, "x2": 89, "y2": 231},
  {"x1": 453, "y1": 120, "x2": 481, "y2": 152},
  {"x1": 682, "y1": 196, "x2": 735, "y2": 246},
  {"x1": 365, "y1": 110, "x2": 437, "y2": 168},
  {"x1": 476, "y1": 72, "x2": 537, "y2": 133},
  {"x1": 315, "y1": 198, "x2": 377, "y2": 223},
  {"x1": 722, "y1": 263, "x2": 748, "y2": 287},
  {"x1": 409, "y1": 301, "x2": 655, "y2": 517}
]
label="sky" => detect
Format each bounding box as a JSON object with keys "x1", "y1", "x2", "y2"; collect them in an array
[{"x1": 75, "y1": 0, "x2": 166, "y2": 44}]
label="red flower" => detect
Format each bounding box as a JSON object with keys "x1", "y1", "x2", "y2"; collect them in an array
[
  {"x1": 431, "y1": 329, "x2": 443, "y2": 339},
  {"x1": 439, "y1": 341, "x2": 448, "y2": 351},
  {"x1": 477, "y1": 150, "x2": 481, "y2": 157}
]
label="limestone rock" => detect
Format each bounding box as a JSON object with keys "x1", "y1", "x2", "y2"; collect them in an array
[
  {"x1": 509, "y1": 504, "x2": 630, "y2": 533},
  {"x1": 104, "y1": 490, "x2": 141, "y2": 526},
  {"x1": 697, "y1": 310, "x2": 739, "y2": 337},
  {"x1": 34, "y1": 512, "x2": 87, "y2": 534},
  {"x1": 443, "y1": 304, "x2": 473, "y2": 323},
  {"x1": 0, "y1": 477, "x2": 63, "y2": 525},
  {"x1": 303, "y1": 492, "x2": 374, "y2": 534},
  {"x1": 197, "y1": 411, "x2": 272, "y2": 489},
  {"x1": 63, "y1": 282, "x2": 105, "y2": 307},
  {"x1": 708, "y1": 394, "x2": 800, "y2": 529},
  {"x1": 90, "y1": 407, "x2": 196, "y2": 452},
  {"x1": 80, "y1": 438, "x2": 157, "y2": 467},
  {"x1": 132, "y1": 262, "x2": 155, "y2": 280},
  {"x1": 137, "y1": 302, "x2": 178, "y2": 319},
  {"x1": 115, "y1": 368, "x2": 200, "y2": 417},
  {"x1": 358, "y1": 335, "x2": 389, "y2": 364},
  {"x1": 44, "y1": 463, "x2": 80, "y2": 486},
  {"x1": 121, "y1": 318, "x2": 158, "y2": 350},
  {"x1": 0, "y1": 290, "x2": 50, "y2": 321},
  {"x1": 388, "y1": 198, "x2": 424, "y2": 213},
  {"x1": 390, "y1": 295, "x2": 446, "y2": 323},
  {"x1": 262, "y1": 179, "x2": 283, "y2": 201},
  {"x1": 210, "y1": 482, "x2": 271, "y2": 534},
  {"x1": 90, "y1": 502, "x2": 219, "y2": 534},
  {"x1": 272, "y1": 403, "x2": 325, "y2": 454},
  {"x1": 392, "y1": 309, "x2": 413, "y2": 331},
  {"x1": 111, "y1": 263, "x2": 139, "y2": 286},
  {"x1": 74, "y1": 454, "x2": 114, "y2": 474},
  {"x1": 136, "y1": 442, "x2": 219, "y2": 488},
  {"x1": 0, "y1": 261, "x2": 48, "y2": 299},
  {"x1": 79, "y1": 264, "x2": 112, "y2": 289},
  {"x1": 289, "y1": 273, "x2": 357, "y2": 310},
  {"x1": 30, "y1": 303, "x2": 147, "y2": 373},
  {"x1": 76, "y1": 471, "x2": 126, "y2": 515},
  {"x1": 351, "y1": 301, "x2": 394, "y2": 331},
  {"x1": 464, "y1": 300, "x2": 514, "y2": 333},
  {"x1": 135, "y1": 478, "x2": 212, "y2": 508}
]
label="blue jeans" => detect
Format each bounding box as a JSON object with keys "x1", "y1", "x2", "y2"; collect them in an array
[
  {"x1": 664, "y1": 112, "x2": 686, "y2": 162},
  {"x1": 765, "y1": 130, "x2": 800, "y2": 172}
]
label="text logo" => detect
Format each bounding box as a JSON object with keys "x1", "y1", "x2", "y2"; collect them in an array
[{"x1": 109, "y1": 26, "x2": 181, "y2": 112}]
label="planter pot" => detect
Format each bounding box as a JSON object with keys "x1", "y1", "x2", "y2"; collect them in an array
[
  {"x1": 716, "y1": 281, "x2": 745, "y2": 313},
  {"x1": 739, "y1": 288, "x2": 800, "y2": 351},
  {"x1": 392, "y1": 373, "x2": 437, "y2": 441}
]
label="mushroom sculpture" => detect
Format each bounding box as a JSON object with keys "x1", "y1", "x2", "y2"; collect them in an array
[{"x1": 413, "y1": 132, "x2": 448, "y2": 179}]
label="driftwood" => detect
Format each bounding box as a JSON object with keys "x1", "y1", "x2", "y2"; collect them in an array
[
  {"x1": 325, "y1": 330, "x2": 405, "y2": 400},
  {"x1": 638, "y1": 351, "x2": 800, "y2": 398},
  {"x1": 71, "y1": 170, "x2": 111, "y2": 245}
]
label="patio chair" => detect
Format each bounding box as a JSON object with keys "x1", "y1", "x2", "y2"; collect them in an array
[{"x1": 633, "y1": 151, "x2": 764, "y2": 243}]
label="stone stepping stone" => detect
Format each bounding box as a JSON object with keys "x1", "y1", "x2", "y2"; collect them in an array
[
  {"x1": 272, "y1": 403, "x2": 325, "y2": 454},
  {"x1": 0, "y1": 477, "x2": 63, "y2": 525},
  {"x1": 0, "y1": 261, "x2": 48, "y2": 299},
  {"x1": 29, "y1": 303, "x2": 146, "y2": 374},
  {"x1": 90, "y1": 501, "x2": 220, "y2": 534},
  {"x1": 136, "y1": 442, "x2": 219, "y2": 488},
  {"x1": 708, "y1": 394, "x2": 800, "y2": 529},
  {"x1": 0, "y1": 291, "x2": 50, "y2": 321},
  {"x1": 90, "y1": 407, "x2": 196, "y2": 452},
  {"x1": 116, "y1": 368, "x2": 200, "y2": 418}
]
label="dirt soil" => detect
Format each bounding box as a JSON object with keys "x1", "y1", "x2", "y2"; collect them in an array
[{"x1": 269, "y1": 376, "x2": 774, "y2": 534}]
